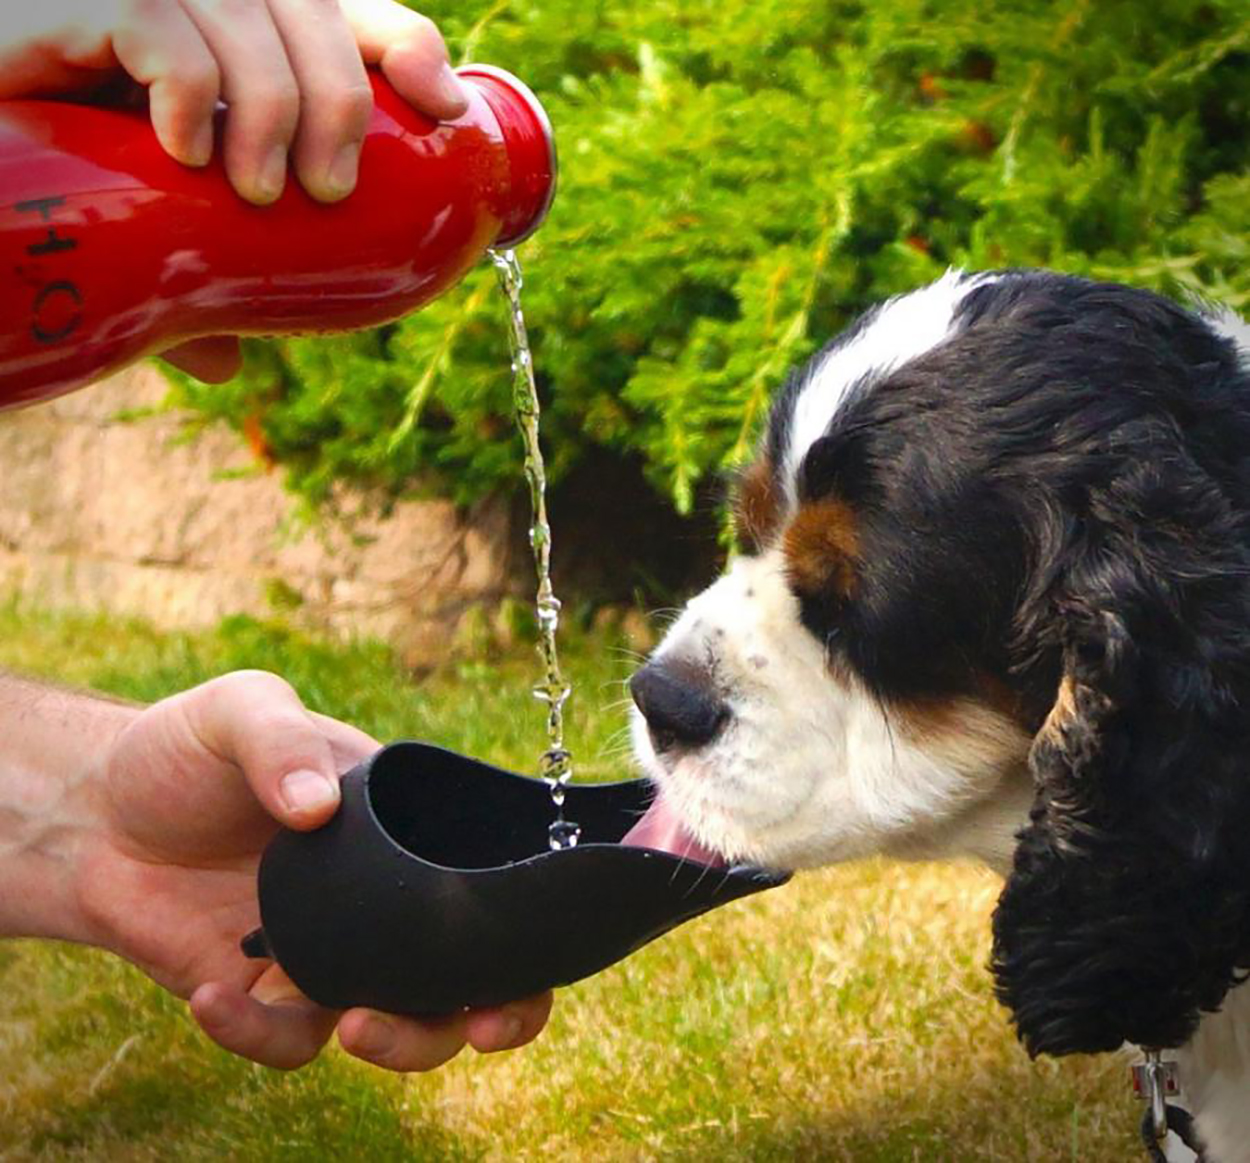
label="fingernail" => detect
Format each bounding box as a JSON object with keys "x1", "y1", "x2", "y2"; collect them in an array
[
  {"x1": 324, "y1": 142, "x2": 361, "y2": 201},
  {"x1": 353, "y1": 1015, "x2": 396, "y2": 1059},
  {"x1": 255, "y1": 145, "x2": 288, "y2": 204},
  {"x1": 280, "y1": 769, "x2": 338, "y2": 815},
  {"x1": 436, "y1": 63, "x2": 470, "y2": 116},
  {"x1": 188, "y1": 120, "x2": 214, "y2": 168},
  {"x1": 192, "y1": 986, "x2": 230, "y2": 1028},
  {"x1": 497, "y1": 1014, "x2": 524, "y2": 1047}
]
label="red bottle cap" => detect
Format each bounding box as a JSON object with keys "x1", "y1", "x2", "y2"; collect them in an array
[{"x1": 457, "y1": 65, "x2": 558, "y2": 246}]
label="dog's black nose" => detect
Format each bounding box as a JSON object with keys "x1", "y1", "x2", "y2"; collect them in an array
[{"x1": 630, "y1": 660, "x2": 730, "y2": 751}]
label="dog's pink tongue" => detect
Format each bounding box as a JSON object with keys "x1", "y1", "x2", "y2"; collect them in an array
[{"x1": 622, "y1": 795, "x2": 726, "y2": 867}]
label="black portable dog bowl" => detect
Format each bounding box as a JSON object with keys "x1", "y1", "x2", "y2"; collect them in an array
[{"x1": 242, "y1": 741, "x2": 789, "y2": 1015}]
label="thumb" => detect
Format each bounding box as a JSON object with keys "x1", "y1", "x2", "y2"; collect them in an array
[{"x1": 180, "y1": 670, "x2": 343, "y2": 830}]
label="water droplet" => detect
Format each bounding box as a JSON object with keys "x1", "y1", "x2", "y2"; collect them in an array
[
  {"x1": 539, "y1": 748, "x2": 571, "y2": 777},
  {"x1": 489, "y1": 247, "x2": 582, "y2": 853},
  {"x1": 531, "y1": 684, "x2": 570, "y2": 711},
  {"x1": 548, "y1": 820, "x2": 581, "y2": 850}
]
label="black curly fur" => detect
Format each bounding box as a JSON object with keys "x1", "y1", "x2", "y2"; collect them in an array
[
  {"x1": 993, "y1": 603, "x2": 1250, "y2": 1054},
  {"x1": 773, "y1": 271, "x2": 1250, "y2": 1057},
  {"x1": 974, "y1": 281, "x2": 1250, "y2": 1055}
]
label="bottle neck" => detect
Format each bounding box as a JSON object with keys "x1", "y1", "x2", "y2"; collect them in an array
[{"x1": 457, "y1": 66, "x2": 557, "y2": 247}]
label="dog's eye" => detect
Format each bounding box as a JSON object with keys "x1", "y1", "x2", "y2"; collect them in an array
[{"x1": 793, "y1": 586, "x2": 849, "y2": 651}]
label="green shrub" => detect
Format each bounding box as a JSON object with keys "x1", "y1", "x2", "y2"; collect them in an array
[{"x1": 171, "y1": 0, "x2": 1249, "y2": 515}]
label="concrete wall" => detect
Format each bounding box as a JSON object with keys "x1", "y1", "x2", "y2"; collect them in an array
[{"x1": 0, "y1": 366, "x2": 515, "y2": 666}]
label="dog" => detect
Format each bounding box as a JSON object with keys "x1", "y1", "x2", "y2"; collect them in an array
[{"x1": 624, "y1": 270, "x2": 1250, "y2": 1162}]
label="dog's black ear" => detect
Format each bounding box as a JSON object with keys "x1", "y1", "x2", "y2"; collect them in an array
[{"x1": 991, "y1": 451, "x2": 1250, "y2": 1057}]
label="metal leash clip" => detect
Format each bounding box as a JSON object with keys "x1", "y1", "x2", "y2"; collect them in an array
[{"x1": 1132, "y1": 1049, "x2": 1181, "y2": 1142}]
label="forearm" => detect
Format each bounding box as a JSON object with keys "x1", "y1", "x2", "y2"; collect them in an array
[{"x1": 0, "y1": 672, "x2": 138, "y2": 941}]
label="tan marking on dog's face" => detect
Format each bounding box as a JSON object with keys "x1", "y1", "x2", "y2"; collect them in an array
[
  {"x1": 734, "y1": 459, "x2": 784, "y2": 553},
  {"x1": 894, "y1": 696, "x2": 1032, "y2": 778},
  {"x1": 781, "y1": 497, "x2": 861, "y2": 599},
  {"x1": 882, "y1": 694, "x2": 1034, "y2": 871},
  {"x1": 893, "y1": 692, "x2": 1033, "y2": 826}
]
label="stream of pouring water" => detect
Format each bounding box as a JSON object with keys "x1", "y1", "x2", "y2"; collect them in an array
[{"x1": 490, "y1": 248, "x2": 581, "y2": 851}]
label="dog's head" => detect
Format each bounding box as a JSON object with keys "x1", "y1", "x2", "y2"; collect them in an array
[{"x1": 628, "y1": 270, "x2": 1250, "y2": 1055}]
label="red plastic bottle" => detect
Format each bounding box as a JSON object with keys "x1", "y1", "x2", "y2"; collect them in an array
[{"x1": 0, "y1": 65, "x2": 556, "y2": 409}]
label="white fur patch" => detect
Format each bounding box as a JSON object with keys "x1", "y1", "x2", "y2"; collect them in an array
[
  {"x1": 1203, "y1": 303, "x2": 1250, "y2": 370},
  {"x1": 630, "y1": 550, "x2": 1029, "y2": 871},
  {"x1": 1177, "y1": 979, "x2": 1250, "y2": 1163},
  {"x1": 782, "y1": 269, "x2": 995, "y2": 499}
]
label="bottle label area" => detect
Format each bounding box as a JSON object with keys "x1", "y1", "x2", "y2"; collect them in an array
[{"x1": 13, "y1": 194, "x2": 84, "y2": 347}]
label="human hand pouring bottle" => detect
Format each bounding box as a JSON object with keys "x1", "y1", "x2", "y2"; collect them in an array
[{"x1": 0, "y1": 64, "x2": 555, "y2": 408}]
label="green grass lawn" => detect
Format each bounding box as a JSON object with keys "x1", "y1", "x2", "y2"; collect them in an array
[{"x1": 0, "y1": 601, "x2": 1137, "y2": 1161}]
